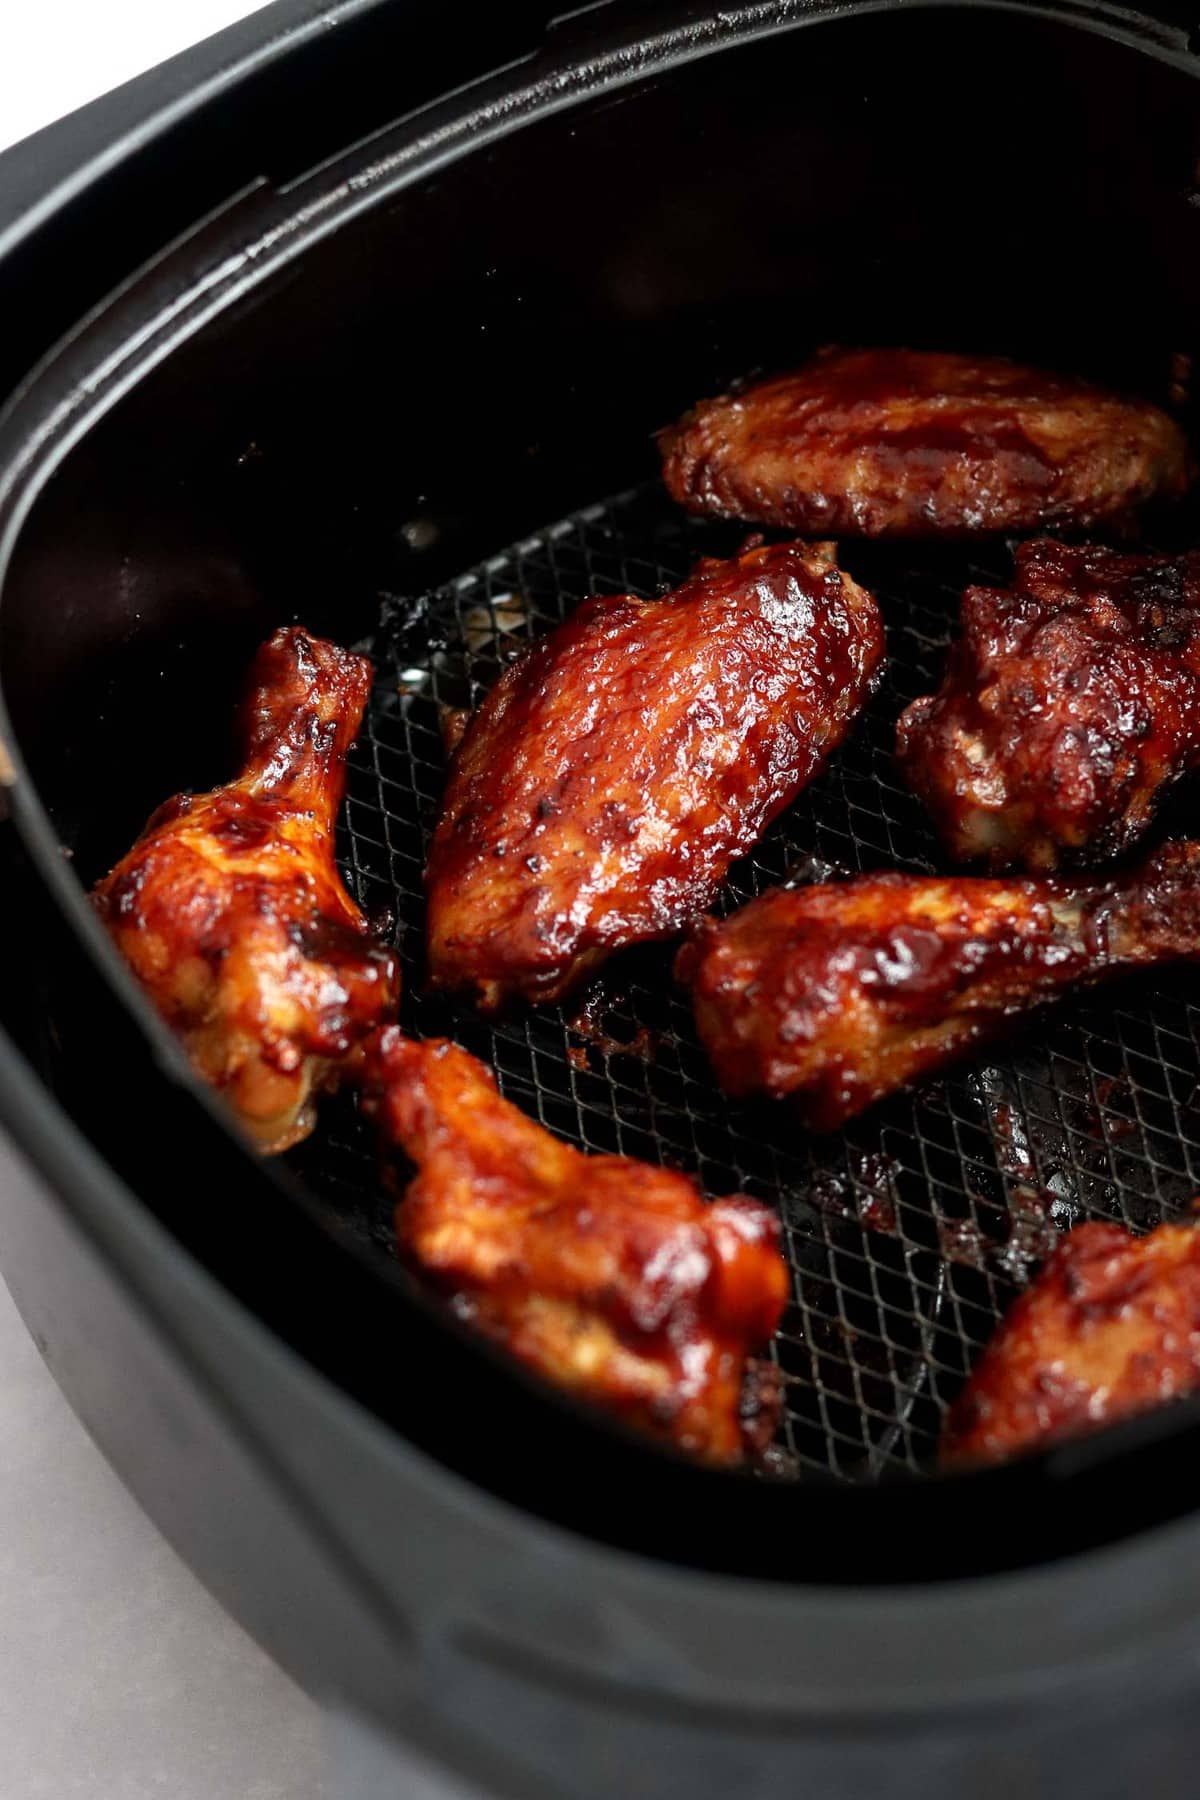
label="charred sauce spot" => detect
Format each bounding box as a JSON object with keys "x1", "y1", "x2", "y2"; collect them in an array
[{"x1": 208, "y1": 811, "x2": 274, "y2": 850}]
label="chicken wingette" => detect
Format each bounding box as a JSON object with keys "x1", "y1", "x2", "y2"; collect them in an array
[
  {"x1": 363, "y1": 1029, "x2": 789, "y2": 1466},
  {"x1": 426, "y1": 539, "x2": 883, "y2": 1011},
  {"x1": 660, "y1": 348, "x2": 1190, "y2": 538},
  {"x1": 676, "y1": 843, "x2": 1200, "y2": 1129},
  {"x1": 898, "y1": 540, "x2": 1200, "y2": 871},
  {"x1": 943, "y1": 1219, "x2": 1200, "y2": 1465}
]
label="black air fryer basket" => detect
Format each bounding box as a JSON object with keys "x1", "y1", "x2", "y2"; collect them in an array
[{"x1": 6, "y1": 3, "x2": 1200, "y2": 1795}]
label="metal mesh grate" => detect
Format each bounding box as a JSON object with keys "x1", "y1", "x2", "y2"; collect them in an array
[{"x1": 286, "y1": 484, "x2": 1200, "y2": 1482}]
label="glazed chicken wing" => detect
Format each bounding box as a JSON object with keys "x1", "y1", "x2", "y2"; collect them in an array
[
  {"x1": 659, "y1": 348, "x2": 1190, "y2": 538},
  {"x1": 426, "y1": 540, "x2": 883, "y2": 1011},
  {"x1": 943, "y1": 1219, "x2": 1200, "y2": 1466},
  {"x1": 92, "y1": 627, "x2": 399, "y2": 1152},
  {"x1": 675, "y1": 843, "x2": 1200, "y2": 1130},
  {"x1": 363, "y1": 1029, "x2": 789, "y2": 1465},
  {"x1": 898, "y1": 540, "x2": 1200, "y2": 872}
]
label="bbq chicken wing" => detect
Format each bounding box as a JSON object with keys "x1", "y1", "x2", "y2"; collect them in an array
[
  {"x1": 675, "y1": 843, "x2": 1200, "y2": 1131},
  {"x1": 659, "y1": 348, "x2": 1190, "y2": 538},
  {"x1": 898, "y1": 540, "x2": 1200, "y2": 872},
  {"x1": 426, "y1": 540, "x2": 883, "y2": 1011},
  {"x1": 363, "y1": 1029, "x2": 789, "y2": 1465},
  {"x1": 943, "y1": 1219, "x2": 1200, "y2": 1466},
  {"x1": 92, "y1": 627, "x2": 399, "y2": 1152}
]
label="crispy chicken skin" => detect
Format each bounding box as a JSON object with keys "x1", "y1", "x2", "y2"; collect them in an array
[
  {"x1": 898, "y1": 541, "x2": 1200, "y2": 872},
  {"x1": 426, "y1": 540, "x2": 883, "y2": 1011},
  {"x1": 363, "y1": 1029, "x2": 789, "y2": 1465},
  {"x1": 943, "y1": 1219, "x2": 1200, "y2": 1466},
  {"x1": 659, "y1": 348, "x2": 1190, "y2": 538},
  {"x1": 92, "y1": 628, "x2": 399, "y2": 1153},
  {"x1": 676, "y1": 843, "x2": 1200, "y2": 1131}
]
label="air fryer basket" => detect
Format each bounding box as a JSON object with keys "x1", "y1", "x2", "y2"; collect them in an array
[
  {"x1": 281, "y1": 477, "x2": 1200, "y2": 1484},
  {"x1": 8, "y1": 0, "x2": 1200, "y2": 1597}
]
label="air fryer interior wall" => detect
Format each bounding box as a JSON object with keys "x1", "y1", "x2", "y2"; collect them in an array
[
  {"x1": 6, "y1": 3, "x2": 1200, "y2": 1581},
  {"x1": 11, "y1": 6, "x2": 1200, "y2": 852}
]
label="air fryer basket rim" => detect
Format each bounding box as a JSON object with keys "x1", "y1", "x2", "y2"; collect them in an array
[
  {"x1": 13, "y1": 1006, "x2": 1200, "y2": 1739},
  {"x1": 3, "y1": 0, "x2": 1200, "y2": 1621}
]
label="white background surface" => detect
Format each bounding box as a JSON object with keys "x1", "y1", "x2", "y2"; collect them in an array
[
  {"x1": 0, "y1": 5, "x2": 333, "y2": 1795},
  {"x1": 0, "y1": 1139, "x2": 327, "y2": 1799},
  {"x1": 0, "y1": 1, "x2": 274, "y2": 156}
]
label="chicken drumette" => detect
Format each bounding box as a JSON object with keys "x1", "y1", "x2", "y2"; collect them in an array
[
  {"x1": 675, "y1": 843, "x2": 1200, "y2": 1130},
  {"x1": 943, "y1": 1218, "x2": 1200, "y2": 1466},
  {"x1": 363, "y1": 1029, "x2": 789, "y2": 1465},
  {"x1": 659, "y1": 348, "x2": 1190, "y2": 538},
  {"x1": 898, "y1": 540, "x2": 1200, "y2": 872},
  {"x1": 426, "y1": 540, "x2": 883, "y2": 1011},
  {"x1": 92, "y1": 627, "x2": 399, "y2": 1152}
]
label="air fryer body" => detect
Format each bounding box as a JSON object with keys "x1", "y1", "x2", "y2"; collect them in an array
[{"x1": 5, "y1": 3, "x2": 1200, "y2": 1795}]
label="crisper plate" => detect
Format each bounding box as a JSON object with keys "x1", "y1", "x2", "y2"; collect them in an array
[{"x1": 287, "y1": 483, "x2": 1200, "y2": 1481}]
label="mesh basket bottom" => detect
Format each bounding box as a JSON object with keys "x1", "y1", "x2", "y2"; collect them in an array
[{"x1": 286, "y1": 483, "x2": 1200, "y2": 1483}]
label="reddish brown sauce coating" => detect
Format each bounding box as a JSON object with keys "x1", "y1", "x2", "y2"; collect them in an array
[
  {"x1": 363, "y1": 1030, "x2": 788, "y2": 1465},
  {"x1": 659, "y1": 348, "x2": 1190, "y2": 538},
  {"x1": 898, "y1": 540, "x2": 1200, "y2": 871},
  {"x1": 92, "y1": 628, "x2": 399, "y2": 1152},
  {"x1": 943, "y1": 1218, "x2": 1200, "y2": 1466},
  {"x1": 426, "y1": 540, "x2": 883, "y2": 1010},
  {"x1": 675, "y1": 843, "x2": 1200, "y2": 1130}
]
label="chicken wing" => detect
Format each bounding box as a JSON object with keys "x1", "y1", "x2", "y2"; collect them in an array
[
  {"x1": 363, "y1": 1029, "x2": 789, "y2": 1465},
  {"x1": 675, "y1": 842, "x2": 1200, "y2": 1131},
  {"x1": 92, "y1": 627, "x2": 400, "y2": 1152},
  {"x1": 659, "y1": 348, "x2": 1190, "y2": 538},
  {"x1": 942, "y1": 1218, "x2": 1200, "y2": 1466},
  {"x1": 897, "y1": 540, "x2": 1200, "y2": 872},
  {"x1": 426, "y1": 540, "x2": 883, "y2": 1011}
]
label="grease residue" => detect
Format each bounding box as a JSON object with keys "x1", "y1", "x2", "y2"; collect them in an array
[{"x1": 567, "y1": 987, "x2": 657, "y2": 1066}]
